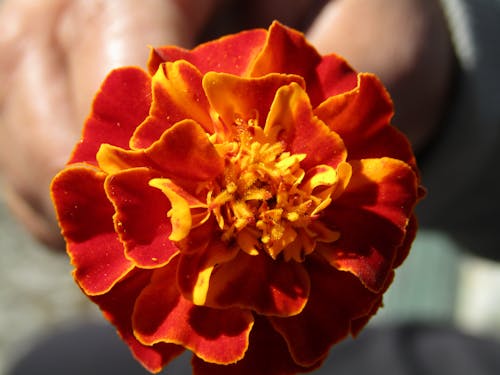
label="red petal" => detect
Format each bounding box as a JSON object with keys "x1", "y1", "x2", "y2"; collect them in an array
[
  {"x1": 314, "y1": 73, "x2": 416, "y2": 168},
  {"x1": 392, "y1": 214, "x2": 418, "y2": 268},
  {"x1": 350, "y1": 293, "x2": 386, "y2": 337},
  {"x1": 174, "y1": 217, "x2": 220, "y2": 254},
  {"x1": 250, "y1": 22, "x2": 359, "y2": 110},
  {"x1": 104, "y1": 168, "x2": 179, "y2": 268},
  {"x1": 70, "y1": 67, "x2": 151, "y2": 164},
  {"x1": 131, "y1": 61, "x2": 212, "y2": 149},
  {"x1": 132, "y1": 259, "x2": 254, "y2": 365},
  {"x1": 307, "y1": 53, "x2": 359, "y2": 107},
  {"x1": 176, "y1": 223, "x2": 240, "y2": 304},
  {"x1": 319, "y1": 158, "x2": 419, "y2": 291},
  {"x1": 199, "y1": 252, "x2": 310, "y2": 317},
  {"x1": 265, "y1": 83, "x2": 346, "y2": 170},
  {"x1": 148, "y1": 29, "x2": 267, "y2": 76},
  {"x1": 250, "y1": 21, "x2": 321, "y2": 79},
  {"x1": 91, "y1": 269, "x2": 184, "y2": 373},
  {"x1": 51, "y1": 165, "x2": 133, "y2": 295},
  {"x1": 270, "y1": 256, "x2": 382, "y2": 366},
  {"x1": 192, "y1": 316, "x2": 319, "y2": 375},
  {"x1": 202, "y1": 72, "x2": 305, "y2": 138}
]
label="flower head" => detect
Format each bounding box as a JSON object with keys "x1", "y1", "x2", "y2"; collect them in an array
[{"x1": 51, "y1": 21, "x2": 423, "y2": 374}]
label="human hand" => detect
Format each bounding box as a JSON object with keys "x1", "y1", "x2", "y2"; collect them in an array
[
  {"x1": 0, "y1": 0, "x2": 218, "y2": 248},
  {"x1": 0, "y1": 0, "x2": 453, "y2": 248}
]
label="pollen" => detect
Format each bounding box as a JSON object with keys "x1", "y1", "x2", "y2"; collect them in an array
[{"x1": 207, "y1": 118, "x2": 340, "y2": 262}]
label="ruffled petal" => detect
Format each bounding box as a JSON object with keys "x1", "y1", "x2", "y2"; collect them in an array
[
  {"x1": 307, "y1": 53, "x2": 358, "y2": 107},
  {"x1": 51, "y1": 165, "x2": 133, "y2": 295},
  {"x1": 264, "y1": 83, "x2": 346, "y2": 170},
  {"x1": 270, "y1": 256, "x2": 382, "y2": 366},
  {"x1": 131, "y1": 61, "x2": 212, "y2": 149},
  {"x1": 99, "y1": 119, "x2": 224, "y2": 181},
  {"x1": 70, "y1": 67, "x2": 151, "y2": 164},
  {"x1": 202, "y1": 72, "x2": 305, "y2": 138},
  {"x1": 319, "y1": 158, "x2": 419, "y2": 291},
  {"x1": 251, "y1": 22, "x2": 359, "y2": 107},
  {"x1": 104, "y1": 168, "x2": 179, "y2": 268},
  {"x1": 132, "y1": 259, "x2": 254, "y2": 365},
  {"x1": 192, "y1": 316, "x2": 319, "y2": 375},
  {"x1": 392, "y1": 214, "x2": 418, "y2": 268},
  {"x1": 176, "y1": 224, "x2": 240, "y2": 305},
  {"x1": 250, "y1": 21, "x2": 321, "y2": 79},
  {"x1": 91, "y1": 269, "x2": 184, "y2": 373},
  {"x1": 148, "y1": 29, "x2": 267, "y2": 76},
  {"x1": 147, "y1": 119, "x2": 224, "y2": 180},
  {"x1": 96, "y1": 144, "x2": 148, "y2": 175},
  {"x1": 349, "y1": 293, "x2": 387, "y2": 337},
  {"x1": 199, "y1": 252, "x2": 310, "y2": 317},
  {"x1": 314, "y1": 73, "x2": 416, "y2": 168}
]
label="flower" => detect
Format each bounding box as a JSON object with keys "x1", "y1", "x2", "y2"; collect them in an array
[{"x1": 51, "y1": 21, "x2": 423, "y2": 374}]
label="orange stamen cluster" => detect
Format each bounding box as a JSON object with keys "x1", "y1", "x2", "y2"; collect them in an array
[{"x1": 208, "y1": 118, "x2": 340, "y2": 262}]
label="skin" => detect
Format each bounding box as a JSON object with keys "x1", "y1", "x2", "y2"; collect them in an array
[{"x1": 0, "y1": 0, "x2": 454, "y2": 248}]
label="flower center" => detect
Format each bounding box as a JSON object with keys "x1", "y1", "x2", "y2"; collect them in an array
[{"x1": 208, "y1": 118, "x2": 340, "y2": 262}]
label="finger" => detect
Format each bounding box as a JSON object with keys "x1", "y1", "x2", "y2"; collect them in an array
[
  {"x1": 56, "y1": 0, "x2": 220, "y2": 124},
  {"x1": 0, "y1": 0, "x2": 66, "y2": 103},
  {"x1": 0, "y1": 0, "x2": 78, "y2": 247}
]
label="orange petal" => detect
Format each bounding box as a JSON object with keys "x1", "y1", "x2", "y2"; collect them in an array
[
  {"x1": 70, "y1": 67, "x2": 151, "y2": 165},
  {"x1": 96, "y1": 144, "x2": 148, "y2": 175},
  {"x1": 202, "y1": 72, "x2": 305, "y2": 139},
  {"x1": 131, "y1": 61, "x2": 212, "y2": 149},
  {"x1": 97, "y1": 119, "x2": 224, "y2": 182},
  {"x1": 132, "y1": 260, "x2": 254, "y2": 365},
  {"x1": 148, "y1": 28, "x2": 267, "y2": 76},
  {"x1": 145, "y1": 119, "x2": 224, "y2": 181},
  {"x1": 91, "y1": 269, "x2": 184, "y2": 373},
  {"x1": 50, "y1": 165, "x2": 134, "y2": 295},
  {"x1": 200, "y1": 252, "x2": 310, "y2": 317},
  {"x1": 192, "y1": 316, "x2": 320, "y2": 375},
  {"x1": 319, "y1": 158, "x2": 419, "y2": 291},
  {"x1": 270, "y1": 256, "x2": 382, "y2": 367},
  {"x1": 265, "y1": 83, "x2": 346, "y2": 170},
  {"x1": 314, "y1": 73, "x2": 416, "y2": 169},
  {"x1": 250, "y1": 21, "x2": 321, "y2": 79},
  {"x1": 104, "y1": 168, "x2": 179, "y2": 268}
]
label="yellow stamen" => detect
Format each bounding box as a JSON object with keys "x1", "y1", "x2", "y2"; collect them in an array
[{"x1": 206, "y1": 118, "x2": 341, "y2": 262}]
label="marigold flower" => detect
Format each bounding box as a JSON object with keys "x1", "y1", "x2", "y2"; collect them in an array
[{"x1": 51, "y1": 21, "x2": 424, "y2": 374}]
